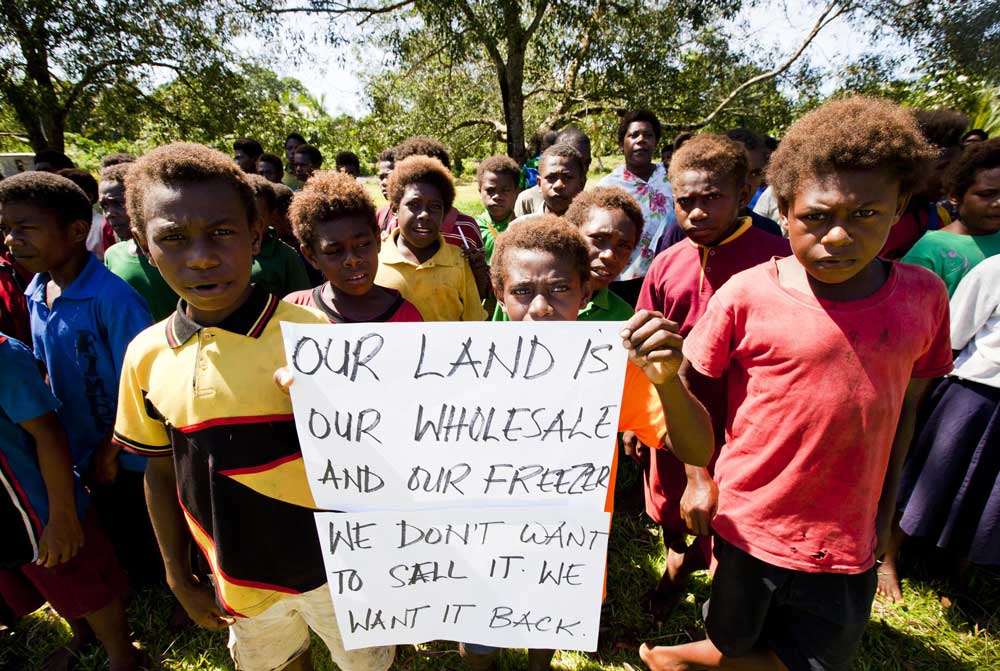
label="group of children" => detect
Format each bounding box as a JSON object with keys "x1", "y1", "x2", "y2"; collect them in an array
[{"x1": 0, "y1": 95, "x2": 997, "y2": 671}]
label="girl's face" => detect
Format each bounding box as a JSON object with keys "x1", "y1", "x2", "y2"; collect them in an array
[
  {"x1": 302, "y1": 216, "x2": 380, "y2": 297},
  {"x1": 395, "y1": 183, "x2": 444, "y2": 250},
  {"x1": 577, "y1": 206, "x2": 637, "y2": 291},
  {"x1": 954, "y1": 166, "x2": 1000, "y2": 234}
]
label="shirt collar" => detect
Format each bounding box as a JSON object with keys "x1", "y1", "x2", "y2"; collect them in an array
[
  {"x1": 379, "y1": 228, "x2": 454, "y2": 267},
  {"x1": 165, "y1": 284, "x2": 278, "y2": 348},
  {"x1": 26, "y1": 252, "x2": 102, "y2": 301},
  {"x1": 591, "y1": 286, "x2": 612, "y2": 310}
]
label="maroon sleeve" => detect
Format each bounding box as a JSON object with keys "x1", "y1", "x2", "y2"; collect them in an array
[{"x1": 912, "y1": 275, "x2": 954, "y2": 378}]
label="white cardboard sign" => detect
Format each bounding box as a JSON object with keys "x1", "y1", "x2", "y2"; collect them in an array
[{"x1": 315, "y1": 507, "x2": 611, "y2": 651}]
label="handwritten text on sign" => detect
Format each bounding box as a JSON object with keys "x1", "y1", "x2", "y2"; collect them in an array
[
  {"x1": 316, "y1": 507, "x2": 611, "y2": 651},
  {"x1": 281, "y1": 322, "x2": 629, "y2": 511}
]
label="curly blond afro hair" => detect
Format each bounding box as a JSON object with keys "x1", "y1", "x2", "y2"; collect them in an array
[
  {"x1": 668, "y1": 133, "x2": 749, "y2": 187},
  {"x1": 124, "y1": 142, "x2": 257, "y2": 236},
  {"x1": 386, "y1": 156, "x2": 455, "y2": 213},
  {"x1": 289, "y1": 170, "x2": 377, "y2": 250},
  {"x1": 767, "y1": 97, "x2": 935, "y2": 207},
  {"x1": 563, "y1": 186, "x2": 644, "y2": 240},
  {"x1": 491, "y1": 215, "x2": 590, "y2": 292}
]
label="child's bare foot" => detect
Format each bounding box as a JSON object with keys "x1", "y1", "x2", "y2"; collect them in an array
[
  {"x1": 639, "y1": 642, "x2": 692, "y2": 671},
  {"x1": 876, "y1": 559, "x2": 903, "y2": 603}
]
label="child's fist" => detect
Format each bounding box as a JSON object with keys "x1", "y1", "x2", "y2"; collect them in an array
[
  {"x1": 620, "y1": 310, "x2": 685, "y2": 385},
  {"x1": 274, "y1": 366, "x2": 294, "y2": 394}
]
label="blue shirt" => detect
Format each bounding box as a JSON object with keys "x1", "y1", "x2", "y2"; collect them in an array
[
  {"x1": 25, "y1": 254, "x2": 152, "y2": 472},
  {"x1": 0, "y1": 333, "x2": 86, "y2": 565}
]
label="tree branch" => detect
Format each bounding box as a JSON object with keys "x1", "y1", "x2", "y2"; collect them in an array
[
  {"x1": 252, "y1": 0, "x2": 414, "y2": 24},
  {"x1": 669, "y1": 0, "x2": 847, "y2": 131}
]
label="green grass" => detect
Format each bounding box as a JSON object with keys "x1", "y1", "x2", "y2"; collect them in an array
[{"x1": 4, "y1": 460, "x2": 998, "y2": 670}]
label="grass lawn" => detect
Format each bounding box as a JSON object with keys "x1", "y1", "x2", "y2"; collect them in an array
[{"x1": 3, "y1": 459, "x2": 998, "y2": 670}]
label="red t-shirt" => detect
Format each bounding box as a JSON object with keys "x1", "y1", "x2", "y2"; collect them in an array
[
  {"x1": 636, "y1": 220, "x2": 790, "y2": 525},
  {"x1": 0, "y1": 257, "x2": 30, "y2": 345},
  {"x1": 284, "y1": 284, "x2": 423, "y2": 323},
  {"x1": 382, "y1": 207, "x2": 484, "y2": 250},
  {"x1": 684, "y1": 259, "x2": 953, "y2": 574}
]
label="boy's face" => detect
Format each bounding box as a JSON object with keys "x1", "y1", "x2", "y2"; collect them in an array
[
  {"x1": 783, "y1": 170, "x2": 907, "y2": 286},
  {"x1": 673, "y1": 169, "x2": 750, "y2": 246},
  {"x1": 337, "y1": 164, "x2": 360, "y2": 178},
  {"x1": 577, "y1": 206, "x2": 637, "y2": 291},
  {"x1": 302, "y1": 216, "x2": 380, "y2": 297},
  {"x1": 396, "y1": 183, "x2": 444, "y2": 250},
  {"x1": 136, "y1": 179, "x2": 261, "y2": 325},
  {"x1": 622, "y1": 121, "x2": 657, "y2": 169},
  {"x1": 952, "y1": 166, "x2": 1000, "y2": 234},
  {"x1": 496, "y1": 248, "x2": 589, "y2": 322},
  {"x1": 258, "y1": 160, "x2": 282, "y2": 184},
  {"x1": 479, "y1": 170, "x2": 518, "y2": 222},
  {"x1": 377, "y1": 161, "x2": 394, "y2": 199},
  {"x1": 538, "y1": 156, "x2": 584, "y2": 215},
  {"x1": 99, "y1": 180, "x2": 132, "y2": 241},
  {"x1": 285, "y1": 138, "x2": 303, "y2": 166},
  {"x1": 234, "y1": 150, "x2": 257, "y2": 174},
  {"x1": 0, "y1": 200, "x2": 88, "y2": 275},
  {"x1": 253, "y1": 195, "x2": 272, "y2": 234},
  {"x1": 745, "y1": 146, "x2": 768, "y2": 195},
  {"x1": 293, "y1": 153, "x2": 317, "y2": 183}
]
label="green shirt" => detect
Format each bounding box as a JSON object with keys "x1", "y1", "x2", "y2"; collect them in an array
[
  {"x1": 476, "y1": 211, "x2": 512, "y2": 264},
  {"x1": 103, "y1": 240, "x2": 179, "y2": 322},
  {"x1": 492, "y1": 286, "x2": 635, "y2": 322},
  {"x1": 252, "y1": 229, "x2": 313, "y2": 298},
  {"x1": 902, "y1": 229, "x2": 1000, "y2": 296}
]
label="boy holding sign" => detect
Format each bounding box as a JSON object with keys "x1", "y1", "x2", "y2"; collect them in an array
[
  {"x1": 112, "y1": 143, "x2": 395, "y2": 671},
  {"x1": 457, "y1": 215, "x2": 714, "y2": 670}
]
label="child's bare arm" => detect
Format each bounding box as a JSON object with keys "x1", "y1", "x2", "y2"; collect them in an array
[
  {"x1": 21, "y1": 411, "x2": 83, "y2": 568},
  {"x1": 876, "y1": 377, "x2": 934, "y2": 558},
  {"x1": 620, "y1": 311, "x2": 714, "y2": 467},
  {"x1": 145, "y1": 455, "x2": 234, "y2": 630}
]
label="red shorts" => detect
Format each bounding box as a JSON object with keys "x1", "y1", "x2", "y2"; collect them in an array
[{"x1": 1, "y1": 513, "x2": 128, "y2": 620}]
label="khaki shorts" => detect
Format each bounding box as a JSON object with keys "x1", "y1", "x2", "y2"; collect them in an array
[{"x1": 228, "y1": 585, "x2": 395, "y2": 671}]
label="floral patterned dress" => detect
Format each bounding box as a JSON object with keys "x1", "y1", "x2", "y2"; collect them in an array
[{"x1": 598, "y1": 163, "x2": 676, "y2": 281}]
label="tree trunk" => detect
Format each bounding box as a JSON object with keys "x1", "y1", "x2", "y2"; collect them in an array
[{"x1": 502, "y1": 47, "x2": 527, "y2": 164}]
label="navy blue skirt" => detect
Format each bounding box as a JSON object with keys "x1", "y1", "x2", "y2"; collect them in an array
[{"x1": 897, "y1": 377, "x2": 1000, "y2": 565}]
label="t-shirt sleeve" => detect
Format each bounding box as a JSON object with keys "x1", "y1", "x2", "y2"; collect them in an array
[
  {"x1": 635, "y1": 265, "x2": 661, "y2": 313},
  {"x1": 460, "y1": 263, "x2": 488, "y2": 321},
  {"x1": 0, "y1": 337, "x2": 60, "y2": 424},
  {"x1": 112, "y1": 345, "x2": 171, "y2": 456},
  {"x1": 912, "y1": 276, "x2": 954, "y2": 378},
  {"x1": 682, "y1": 289, "x2": 736, "y2": 379},
  {"x1": 949, "y1": 261, "x2": 999, "y2": 352},
  {"x1": 617, "y1": 363, "x2": 666, "y2": 448}
]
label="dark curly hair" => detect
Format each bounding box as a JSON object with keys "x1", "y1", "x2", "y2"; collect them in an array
[
  {"x1": 289, "y1": 170, "x2": 378, "y2": 250},
  {"x1": 386, "y1": 156, "x2": 455, "y2": 213},
  {"x1": 377, "y1": 146, "x2": 396, "y2": 164},
  {"x1": 100, "y1": 163, "x2": 130, "y2": 184},
  {"x1": 294, "y1": 144, "x2": 323, "y2": 167},
  {"x1": 491, "y1": 214, "x2": 590, "y2": 292},
  {"x1": 0, "y1": 171, "x2": 92, "y2": 226},
  {"x1": 124, "y1": 142, "x2": 257, "y2": 237},
  {"x1": 101, "y1": 153, "x2": 135, "y2": 168},
  {"x1": 233, "y1": 137, "x2": 264, "y2": 158},
  {"x1": 563, "y1": 186, "x2": 645, "y2": 240},
  {"x1": 246, "y1": 173, "x2": 278, "y2": 217},
  {"x1": 476, "y1": 155, "x2": 520, "y2": 187},
  {"x1": 944, "y1": 137, "x2": 1000, "y2": 201},
  {"x1": 767, "y1": 97, "x2": 934, "y2": 207},
  {"x1": 393, "y1": 136, "x2": 451, "y2": 170},
  {"x1": 668, "y1": 133, "x2": 749, "y2": 188},
  {"x1": 617, "y1": 110, "x2": 662, "y2": 146},
  {"x1": 914, "y1": 109, "x2": 970, "y2": 149},
  {"x1": 540, "y1": 144, "x2": 585, "y2": 177},
  {"x1": 57, "y1": 168, "x2": 99, "y2": 205}
]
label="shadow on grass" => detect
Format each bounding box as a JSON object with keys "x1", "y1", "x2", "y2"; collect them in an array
[{"x1": 856, "y1": 618, "x2": 981, "y2": 671}]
